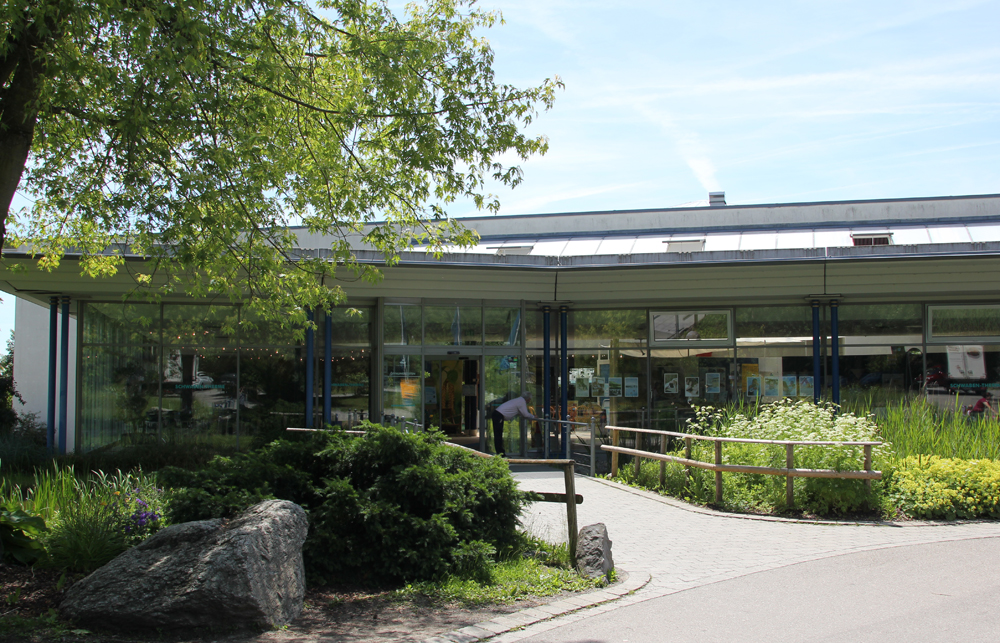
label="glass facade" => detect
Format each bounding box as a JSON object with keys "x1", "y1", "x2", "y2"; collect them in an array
[{"x1": 75, "y1": 298, "x2": 1000, "y2": 452}]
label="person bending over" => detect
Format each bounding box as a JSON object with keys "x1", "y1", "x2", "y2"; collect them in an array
[{"x1": 491, "y1": 392, "x2": 536, "y2": 457}]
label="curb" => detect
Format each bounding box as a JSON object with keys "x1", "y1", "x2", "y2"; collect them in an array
[
  {"x1": 587, "y1": 476, "x2": 995, "y2": 528},
  {"x1": 418, "y1": 569, "x2": 651, "y2": 643}
]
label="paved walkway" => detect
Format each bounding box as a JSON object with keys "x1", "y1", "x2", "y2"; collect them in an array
[{"x1": 489, "y1": 468, "x2": 1000, "y2": 642}]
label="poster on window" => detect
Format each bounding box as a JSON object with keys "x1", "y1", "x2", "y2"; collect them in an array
[
  {"x1": 591, "y1": 378, "x2": 609, "y2": 397},
  {"x1": 947, "y1": 345, "x2": 987, "y2": 380},
  {"x1": 782, "y1": 375, "x2": 798, "y2": 397},
  {"x1": 685, "y1": 376, "x2": 700, "y2": 397},
  {"x1": 608, "y1": 377, "x2": 623, "y2": 397},
  {"x1": 763, "y1": 375, "x2": 780, "y2": 397},
  {"x1": 798, "y1": 376, "x2": 814, "y2": 397},
  {"x1": 664, "y1": 372, "x2": 679, "y2": 394},
  {"x1": 424, "y1": 386, "x2": 437, "y2": 405},
  {"x1": 746, "y1": 376, "x2": 760, "y2": 398},
  {"x1": 624, "y1": 377, "x2": 639, "y2": 397},
  {"x1": 705, "y1": 372, "x2": 721, "y2": 394},
  {"x1": 576, "y1": 378, "x2": 591, "y2": 397}
]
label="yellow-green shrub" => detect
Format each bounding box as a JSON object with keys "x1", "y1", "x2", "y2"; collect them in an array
[{"x1": 890, "y1": 456, "x2": 1000, "y2": 520}]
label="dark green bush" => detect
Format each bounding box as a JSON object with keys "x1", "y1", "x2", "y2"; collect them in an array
[{"x1": 158, "y1": 424, "x2": 527, "y2": 584}]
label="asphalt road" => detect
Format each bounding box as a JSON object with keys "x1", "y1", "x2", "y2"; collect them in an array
[{"x1": 517, "y1": 537, "x2": 1000, "y2": 643}]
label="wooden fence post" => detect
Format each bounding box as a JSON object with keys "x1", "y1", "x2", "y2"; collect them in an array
[
  {"x1": 714, "y1": 440, "x2": 723, "y2": 504},
  {"x1": 611, "y1": 428, "x2": 619, "y2": 477},
  {"x1": 633, "y1": 431, "x2": 642, "y2": 480},
  {"x1": 786, "y1": 443, "x2": 795, "y2": 509},
  {"x1": 864, "y1": 444, "x2": 872, "y2": 491},
  {"x1": 564, "y1": 461, "x2": 578, "y2": 564},
  {"x1": 659, "y1": 433, "x2": 667, "y2": 488},
  {"x1": 684, "y1": 437, "x2": 692, "y2": 488}
]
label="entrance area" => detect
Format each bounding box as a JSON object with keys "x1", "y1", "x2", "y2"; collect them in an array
[{"x1": 423, "y1": 357, "x2": 481, "y2": 449}]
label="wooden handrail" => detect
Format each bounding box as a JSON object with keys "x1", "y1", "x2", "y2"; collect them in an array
[
  {"x1": 605, "y1": 425, "x2": 881, "y2": 447},
  {"x1": 605, "y1": 426, "x2": 881, "y2": 509}
]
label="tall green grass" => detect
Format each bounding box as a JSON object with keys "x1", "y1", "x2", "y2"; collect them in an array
[{"x1": 875, "y1": 397, "x2": 1000, "y2": 461}]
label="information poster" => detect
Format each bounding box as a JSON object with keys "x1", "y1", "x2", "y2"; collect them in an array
[
  {"x1": 782, "y1": 375, "x2": 797, "y2": 397},
  {"x1": 664, "y1": 373, "x2": 679, "y2": 394},
  {"x1": 763, "y1": 375, "x2": 780, "y2": 397},
  {"x1": 798, "y1": 376, "x2": 814, "y2": 397},
  {"x1": 576, "y1": 377, "x2": 591, "y2": 397},
  {"x1": 424, "y1": 386, "x2": 437, "y2": 405},
  {"x1": 624, "y1": 377, "x2": 639, "y2": 397},
  {"x1": 592, "y1": 378, "x2": 609, "y2": 397},
  {"x1": 705, "y1": 372, "x2": 721, "y2": 394},
  {"x1": 947, "y1": 345, "x2": 987, "y2": 380},
  {"x1": 608, "y1": 377, "x2": 623, "y2": 397},
  {"x1": 741, "y1": 363, "x2": 760, "y2": 398},
  {"x1": 685, "y1": 376, "x2": 700, "y2": 397}
]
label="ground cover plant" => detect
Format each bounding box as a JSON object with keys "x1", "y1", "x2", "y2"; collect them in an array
[
  {"x1": 158, "y1": 423, "x2": 531, "y2": 585},
  {"x1": 613, "y1": 400, "x2": 891, "y2": 517},
  {"x1": 0, "y1": 466, "x2": 166, "y2": 572}
]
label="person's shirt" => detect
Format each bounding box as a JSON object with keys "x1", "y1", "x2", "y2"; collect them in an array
[
  {"x1": 972, "y1": 396, "x2": 992, "y2": 413},
  {"x1": 496, "y1": 396, "x2": 536, "y2": 420}
]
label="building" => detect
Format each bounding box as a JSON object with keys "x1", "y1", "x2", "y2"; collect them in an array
[{"x1": 6, "y1": 192, "x2": 1000, "y2": 456}]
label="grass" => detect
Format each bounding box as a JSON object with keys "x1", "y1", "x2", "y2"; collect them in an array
[{"x1": 395, "y1": 557, "x2": 604, "y2": 606}]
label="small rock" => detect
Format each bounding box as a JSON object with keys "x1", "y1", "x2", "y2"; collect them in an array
[
  {"x1": 60, "y1": 499, "x2": 308, "y2": 632},
  {"x1": 575, "y1": 523, "x2": 614, "y2": 581}
]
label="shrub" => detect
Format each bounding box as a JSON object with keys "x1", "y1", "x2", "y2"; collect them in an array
[
  {"x1": 890, "y1": 455, "x2": 1000, "y2": 520},
  {"x1": 158, "y1": 423, "x2": 528, "y2": 585}
]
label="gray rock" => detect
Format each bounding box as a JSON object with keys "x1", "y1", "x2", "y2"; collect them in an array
[
  {"x1": 575, "y1": 523, "x2": 614, "y2": 581},
  {"x1": 60, "y1": 499, "x2": 308, "y2": 632}
]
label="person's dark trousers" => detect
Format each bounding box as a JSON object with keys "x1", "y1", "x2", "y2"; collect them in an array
[{"x1": 491, "y1": 409, "x2": 505, "y2": 456}]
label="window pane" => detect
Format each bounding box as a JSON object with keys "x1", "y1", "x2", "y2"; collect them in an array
[
  {"x1": 383, "y1": 354, "x2": 421, "y2": 424},
  {"x1": 571, "y1": 310, "x2": 647, "y2": 349},
  {"x1": 325, "y1": 308, "x2": 371, "y2": 347},
  {"x1": 238, "y1": 347, "x2": 308, "y2": 439},
  {"x1": 651, "y1": 311, "x2": 729, "y2": 342},
  {"x1": 424, "y1": 306, "x2": 482, "y2": 346},
  {"x1": 837, "y1": 304, "x2": 922, "y2": 342},
  {"x1": 160, "y1": 347, "x2": 239, "y2": 443},
  {"x1": 83, "y1": 302, "x2": 159, "y2": 345},
  {"x1": 164, "y1": 305, "x2": 237, "y2": 346},
  {"x1": 383, "y1": 305, "x2": 421, "y2": 346},
  {"x1": 485, "y1": 308, "x2": 522, "y2": 346},
  {"x1": 650, "y1": 351, "x2": 734, "y2": 433},
  {"x1": 931, "y1": 306, "x2": 1000, "y2": 338},
  {"x1": 79, "y1": 344, "x2": 159, "y2": 451},
  {"x1": 736, "y1": 307, "x2": 812, "y2": 340}
]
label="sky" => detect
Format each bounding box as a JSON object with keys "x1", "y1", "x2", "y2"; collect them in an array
[{"x1": 4, "y1": 0, "x2": 1000, "y2": 340}]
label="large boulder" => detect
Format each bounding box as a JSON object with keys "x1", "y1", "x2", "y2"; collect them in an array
[
  {"x1": 575, "y1": 522, "x2": 614, "y2": 581},
  {"x1": 61, "y1": 499, "x2": 308, "y2": 632}
]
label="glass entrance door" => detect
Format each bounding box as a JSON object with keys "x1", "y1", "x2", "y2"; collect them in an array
[{"x1": 423, "y1": 357, "x2": 481, "y2": 449}]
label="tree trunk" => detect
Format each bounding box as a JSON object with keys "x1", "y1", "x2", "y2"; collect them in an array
[{"x1": 0, "y1": 7, "x2": 62, "y2": 252}]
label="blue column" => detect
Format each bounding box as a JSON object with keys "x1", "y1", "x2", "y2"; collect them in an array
[
  {"x1": 58, "y1": 296, "x2": 70, "y2": 455},
  {"x1": 560, "y1": 305, "x2": 569, "y2": 459},
  {"x1": 812, "y1": 301, "x2": 821, "y2": 404},
  {"x1": 831, "y1": 300, "x2": 840, "y2": 405},
  {"x1": 305, "y1": 309, "x2": 314, "y2": 428},
  {"x1": 324, "y1": 310, "x2": 332, "y2": 426},
  {"x1": 542, "y1": 305, "x2": 551, "y2": 426},
  {"x1": 47, "y1": 297, "x2": 58, "y2": 454}
]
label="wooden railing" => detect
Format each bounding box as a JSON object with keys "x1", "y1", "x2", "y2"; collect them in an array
[{"x1": 602, "y1": 425, "x2": 882, "y2": 508}]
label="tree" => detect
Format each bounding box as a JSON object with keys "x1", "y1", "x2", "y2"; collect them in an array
[{"x1": 1, "y1": 0, "x2": 559, "y2": 326}]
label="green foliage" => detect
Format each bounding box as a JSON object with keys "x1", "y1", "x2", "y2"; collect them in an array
[
  {"x1": 0, "y1": 504, "x2": 46, "y2": 565},
  {"x1": 395, "y1": 557, "x2": 600, "y2": 607},
  {"x1": 890, "y1": 456, "x2": 1000, "y2": 520},
  {"x1": 5, "y1": 0, "x2": 560, "y2": 329},
  {"x1": 1, "y1": 465, "x2": 167, "y2": 572},
  {"x1": 159, "y1": 424, "x2": 528, "y2": 584},
  {"x1": 615, "y1": 400, "x2": 888, "y2": 516},
  {"x1": 874, "y1": 397, "x2": 1000, "y2": 461}
]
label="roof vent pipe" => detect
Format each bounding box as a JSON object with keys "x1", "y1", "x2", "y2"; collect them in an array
[{"x1": 709, "y1": 191, "x2": 726, "y2": 207}]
